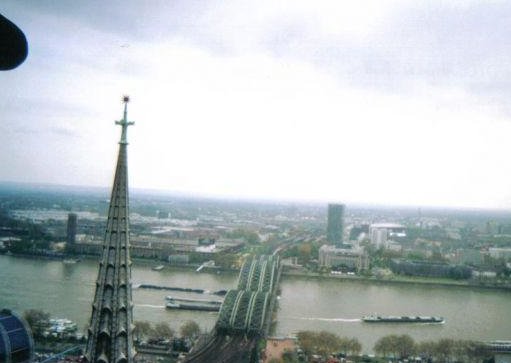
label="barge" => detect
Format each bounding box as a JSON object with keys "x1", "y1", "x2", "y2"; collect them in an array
[
  {"x1": 165, "y1": 296, "x2": 222, "y2": 312},
  {"x1": 362, "y1": 315, "x2": 444, "y2": 323}
]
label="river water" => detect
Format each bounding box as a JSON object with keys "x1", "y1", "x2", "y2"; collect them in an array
[{"x1": 0, "y1": 255, "x2": 509, "y2": 353}]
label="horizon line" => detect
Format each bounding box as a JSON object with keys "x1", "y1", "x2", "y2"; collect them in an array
[{"x1": 1, "y1": 180, "x2": 511, "y2": 213}]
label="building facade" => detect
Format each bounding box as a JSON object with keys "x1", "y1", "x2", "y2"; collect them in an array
[
  {"x1": 489, "y1": 247, "x2": 511, "y2": 261},
  {"x1": 318, "y1": 244, "x2": 368, "y2": 272},
  {"x1": 369, "y1": 223, "x2": 406, "y2": 248}
]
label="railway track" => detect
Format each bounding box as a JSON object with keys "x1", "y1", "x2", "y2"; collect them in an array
[{"x1": 185, "y1": 335, "x2": 255, "y2": 363}]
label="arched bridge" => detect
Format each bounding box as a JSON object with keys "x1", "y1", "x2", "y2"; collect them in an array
[
  {"x1": 216, "y1": 255, "x2": 279, "y2": 337},
  {"x1": 215, "y1": 255, "x2": 280, "y2": 336},
  {"x1": 237, "y1": 255, "x2": 278, "y2": 292},
  {"x1": 185, "y1": 255, "x2": 281, "y2": 363}
]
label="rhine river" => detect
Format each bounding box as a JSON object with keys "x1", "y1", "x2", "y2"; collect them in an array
[{"x1": 0, "y1": 255, "x2": 509, "y2": 353}]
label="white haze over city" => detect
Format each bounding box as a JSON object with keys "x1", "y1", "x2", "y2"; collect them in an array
[{"x1": 2, "y1": 1, "x2": 511, "y2": 208}]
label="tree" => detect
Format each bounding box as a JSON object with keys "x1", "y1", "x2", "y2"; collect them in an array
[
  {"x1": 395, "y1": 334, "x2": 415, "y2": 358},
  {"x1": 298, "y1": 243, "x2": 312, "y2": 265},
  {"x1": 180, "y1": 320, "x2": 200, "y2": 340},
  {"x1": 296, "y1": 331, "x2": 341, "y2": 359},
  {"x1": 347, "y1": 338, "x2": 362, "y2": 356},
  {"x1": 229, "y1": 228, "x2": 260, "y2": 244},
  {"x1": 416, "y1": 339, "x2": 490, "y2": 362},
  {"x1": 462, "y1": 340, "x2": 491, "y2": 363},
  {"x1": 374, "y1": 335, "x2": 415, "y2": 359},
  {"x1": 296, "y1": 331, "x2": 316, "y2": 356},
  {"x1": 7, "y1": 239, "x2": 31, "y2": 253},
  {"x1": 152, "y1": 322, "x2": 174, "y2": 340},
  {"x1": 134, "y1": 320, "x2": 152, "y2": 342},
  {"x1": 435, "y1": 338, "x2": 455, "y2": 362},
  {"x1": 374, "y1": 335, "x2": 396, "y2": 358},
  {"x1": 214, "y1": 253, "x2": 239, "y2": 268},
  {"x1": 281, "y1": 349, "x2": 297, "y2": 363},
  {"x1": 416, "y1": 340, "x2": 436, "y2": 360},
  {"x1": 23, "y1": 309, "x2": 50, "y2": 338},
  {"x1": 338, "y1": 337, "x2": 350, "y2": 356},
  {"x1": 244, "y1": 231, "x2": 260, "y2": 244},
  {"x1": 316, "y1": 331, "x2": 341, "y2": 357}
]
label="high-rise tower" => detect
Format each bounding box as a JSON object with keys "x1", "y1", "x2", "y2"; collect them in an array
[
  {"x1": 85, "y1": 96, "x2": 135, "y2": 363},
  {"x1": 327, "y1": 203, "x2": 345, "y2": 247},
  {"x1": 66, "y1": 213, "x2": 77, "y2": 246}
]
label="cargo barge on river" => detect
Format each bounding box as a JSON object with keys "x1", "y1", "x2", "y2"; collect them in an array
[
  {"x1": 362, "y1": 315, "x2": 444, "y2": 323},
  {"x1": 165, "y1": 296, "x2": 222, "y2": 312}
]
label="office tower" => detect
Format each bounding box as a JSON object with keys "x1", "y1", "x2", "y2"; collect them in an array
[
  {"x1": 66, "y1": 213, "x2": 77, "y2": 247},
  {"x1": 327, "y1": 203, "x2": 345, "y2": 247}
]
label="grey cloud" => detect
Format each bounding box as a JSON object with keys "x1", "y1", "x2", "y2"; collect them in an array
[
  {"x1": 8, "y1": 0, "x2": 219, "y2": 43},
  {"x1": 253, "y1": 2, "x2": 511, "y2": 114},
  {"x1": 7, "y1": 1, "x2": 511, "y2": 109}
]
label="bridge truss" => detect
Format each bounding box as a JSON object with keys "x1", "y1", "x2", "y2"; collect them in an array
[{"x1": 216, "y1": 255, "x2": 279, "y2": 337}]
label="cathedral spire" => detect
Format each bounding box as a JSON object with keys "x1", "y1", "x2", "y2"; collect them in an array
[
  {"x1": 85, "y1": 97, "x2": 135, "y2": 363},
  {"x1": 116, "y1": 95, "x2": 134, "y2": 145}
]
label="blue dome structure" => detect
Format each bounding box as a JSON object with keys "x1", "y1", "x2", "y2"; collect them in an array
[{"x1": 0, "y1": 309, "x2": 34, "y2": 363}]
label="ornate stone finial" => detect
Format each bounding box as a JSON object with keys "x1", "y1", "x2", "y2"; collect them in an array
[{"x1": 116, "y1": 95, "x2": 134, "y2": 144}]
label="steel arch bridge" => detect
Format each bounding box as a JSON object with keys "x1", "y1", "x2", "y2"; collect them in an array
[{"x1": 215, "y1": 255, "x2": 280, "y2": 337}]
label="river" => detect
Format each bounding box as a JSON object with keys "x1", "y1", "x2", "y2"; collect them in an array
[{"x1": 0, "y1": 255, "x2": 509, "y2": 353}]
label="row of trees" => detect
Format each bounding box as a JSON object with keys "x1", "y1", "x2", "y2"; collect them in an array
[
  {"x1": 226, "y1": 228, "x2": 261, "y2": 244},
  {"x1": 374, "y1": 334, "x2": 491, "y2": 362},
  {"x1": 293, "y1": 331, "x2": 492, "y2": 362},
  {"x1": 389, "y1": 259, "x2": 473, "y2": 279},
  {"x1": 23, "y1": 310, "x2": 493, "y2": 362},
  {"x1": 280, "y1": 241, "x2": 320, "y2": 266},
  {"x1": 133, "y1": 320, "x2": 201, "y2": 342},
  {"x1": 296, "y1": 331, "x2": 361, "y2": 358},
  {"x1": 22, "y1": 309, "x2": 201, "y2": 344},
  {"x1": 0, "y1": 207, "x2": 52, "y2": 253}
]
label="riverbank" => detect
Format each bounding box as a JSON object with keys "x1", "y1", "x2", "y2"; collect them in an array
[
  {"x1": 6, "y1": 252, "x2": 510, "y2": 292},
  {"x1": 109, "y1": 256, "x2": 511, "y2": 292},
  {"x1": 86, "y1": 256, "x2": 511, "y2": 291},
  {"x1": 135, "y1": 257, "x2": 511, "y2": 292},
  {"x1": 282, "y1": 267, "x2": 511, "y2": 292},
  {"x1": 132, "y1": 258, "x2": 511, "y2": 293}
]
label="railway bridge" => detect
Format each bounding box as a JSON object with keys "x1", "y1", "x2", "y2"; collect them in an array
[{"x1": 185, "y1": 255, "x2": 281, "y2": 363}]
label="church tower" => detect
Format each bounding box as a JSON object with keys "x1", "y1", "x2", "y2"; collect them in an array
[{"x1": 85, "y1": 96, "x2": 135, "y2": 363}]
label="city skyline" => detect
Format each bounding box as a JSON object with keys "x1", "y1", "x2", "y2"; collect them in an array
[{"x1": 2, "y1": 1, "x2": 511, "y2": 209}]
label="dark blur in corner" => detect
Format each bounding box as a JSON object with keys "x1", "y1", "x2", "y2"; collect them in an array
[{"x1": 0, "y1": 12, "x2": 28, "y2": 71}]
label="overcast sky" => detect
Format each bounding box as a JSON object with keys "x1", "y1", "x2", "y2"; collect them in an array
[{"x1": 2, "y1": 1, "x2": 511, "y2": 208}]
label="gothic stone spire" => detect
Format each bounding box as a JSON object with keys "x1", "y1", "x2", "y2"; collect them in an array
[{"x1": 85, "y1": 97, "x2": 135, "y2": 363}]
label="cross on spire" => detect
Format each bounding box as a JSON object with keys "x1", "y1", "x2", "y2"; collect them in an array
[{"x1": 116, "y1": 95, "x2": 134, "y2": 144}]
